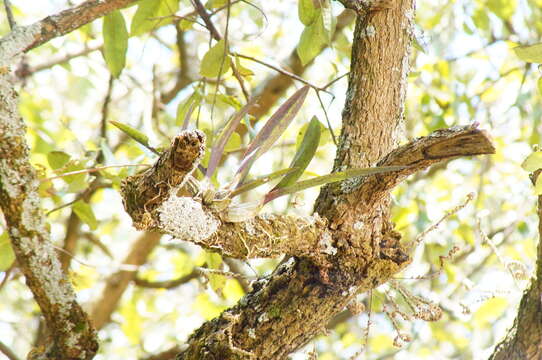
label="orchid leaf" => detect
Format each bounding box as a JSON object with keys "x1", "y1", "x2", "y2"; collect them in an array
[
  {"x1": 264, "y1": 165, "x2": 406, "y2": 203},
  {"x1": 206, "y1": 98, "x2": 258, "y2": 178},
  {"x1": 230, "y1": 167, "x2": 297, "y2": 198},
  {"x1": 233, "y1": 86, "x2": 310, "y2": 187},
  {"x1": 274, "y1": 116, "x2": 321, "y2": 189}
]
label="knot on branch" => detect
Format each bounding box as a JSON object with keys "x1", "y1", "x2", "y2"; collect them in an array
[{"x1": 120, "y1": 130, "x2": 205, "y2": 229}]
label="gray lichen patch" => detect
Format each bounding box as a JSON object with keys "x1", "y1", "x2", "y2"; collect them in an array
[
  {"x1": 0, "y1": 23, "x2": 41, "y2": 67},
  {"x1": 158, "y1": 196, "x2": 220, "y2": 242}
]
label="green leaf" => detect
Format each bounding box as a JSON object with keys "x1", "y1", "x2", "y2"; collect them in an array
[
  {"x1": 298, "y1": 0, "x2": 317, "y2": 26},
  {"x1": 103, "y1": 10, "x2": 128, "y2": 78},
  {"x1": 234, "y1": 86, "x2": 310, "y2": 186},
  {"x1": 72, "y1": 200, "x2": 98, "y2": 230},
  {"x1": 110, "y1": 121, "x2": 150, "y2": 149},
  {"x1": 264, "y1": 165, "x2": 406, "y2": 203},
  {"x1": 274, "y1": 116, "x2": 321, "y2": 189},
  {"x1": 205, "y1": 252, "x2": 226, "y2": 296},
  {"x1": 200, "y1": 39, "x2": 231, "y2": 78},
  {"x1": 131, "y1": 0, "x2": 179, "y2": 36},
  {"x1": 234, "y1": 56, "x2": 254, "y2": 77},
  {"x1": 522, "y1": 151, "x2": 542, "y2": 172},
  {"x1": 538, "y1": 78, "x2": 542, "y2": 96},
  {"x1": 0, "y1": 232, "x2": 15, "y2": 271},
  {"x1": 230, "y1": 167, "x2": 297, "y2": 198},
  {"x1": 297, "y1": 10, "x2": 327, "y2": 66},
  {"x1": 47, "y1": 151, "x2": 71, "y2": 169},
  {"x1": 472, "y1": 7, "x2": 489, "y2": 32},
  {"x1": 487, "y1": 0, "x2": 517, "y2": 20},
  {"x1": 514, "y1": 43, "x2": 542, "y2": 64}
]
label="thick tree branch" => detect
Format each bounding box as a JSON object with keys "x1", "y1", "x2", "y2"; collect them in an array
[
  {"x1": 90, "y1": 232, "x2": 162, "y2": 330},
  {"x1": 0, "y1": 0, "x2": 138, "y2": 66},
  {"x1": 0, "y1": 71, "x2": 97, "y2": 360}
]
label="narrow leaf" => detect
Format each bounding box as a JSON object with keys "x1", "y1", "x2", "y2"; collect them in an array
[
  {"x1": 200, "y1": 39, "x2": 232, "y2": 78},
  {"x1": 298, "y1": 0, "x2": 317, "y2": 26},
  {"x1": 514, "y1": 43, "x2": 542, "y2": 64},
  {"x1": 110, "y1": 121, "x2": 150, "y2": 149},
  {"x1": 206, "y1": 98, "x2": 258, "y2": 178},
  {"x1": 103, "y1": 10, "x2": 128, "y2": 78},
  {"x1": 234, "y1": 86, "x2": 310, "y2": 186},
  {"x1": 274, "y1": 116, "x2": 321, "y2": 189},
  {"x1": 264, "y1": 165, "x2": 406, "y2": 203},
  {"x1": 230, "y1": 167, "x2": 298, "y2": 198}
]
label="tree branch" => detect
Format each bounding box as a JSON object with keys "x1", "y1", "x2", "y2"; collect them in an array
[
  {"x1": 90, "y1": 232, "x2": 162, "y2": 330},
  {"x1": 0, "y1": 63, "x2": 97, "y2": 360},
  {"x1": 0, "y1": 0, "x2": 138, "y2": 66}
]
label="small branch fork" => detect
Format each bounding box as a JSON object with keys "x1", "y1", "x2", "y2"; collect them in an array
[{"x1": 119, "y1": 126, "x2": 495, "y2": 267}]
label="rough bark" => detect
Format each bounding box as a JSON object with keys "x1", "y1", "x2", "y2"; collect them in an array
[
  {"x1": 488, "y1": 170, "x2": 542, "y2": 360},
  {"x1": 0, "y1": 67, "x2": 97, "y2": 360},
  {"x1": 172, "y1": 2, "x2": 490, "y2": 359},
  {"x1": 0, "y1": 1, "x2": 149, "y2": 358}
]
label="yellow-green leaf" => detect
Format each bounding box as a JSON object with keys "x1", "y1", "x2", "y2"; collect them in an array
[
  {"x1": 514, "y1": 43, "x2": 542, "y2": 63},
  {"x1": 103, "y1": 10, "x2": 128, "y2": 77},
  {"x1": 297, "y1": 10, "x2": 327, "y2": 66},
  {"x1": 487, "y1": 0, "x2": 517, "y2": 20},
  {"x1": 131, "y1": 0, "x2": 179, "y2": 36},
  {"x1": 298, "y1": 0, "x2": 317, "y2": 26},
  {"x1": 275, "y1": 116, "x2": 321, "y2": 189},
  {"x1": 47, "y1": 151, "x2": 70, "y2": 170},
  {"x1": 0, "y1": 232, "x2": 15, "y2": 271},
  {"x1": 538, "y1": 77, "x2": 542, "y2": 96},
  {"x1": 521, "y1": 151, "x2": 542, "y2": 172},
  {"x1": 110, "y1": 121, "x2": 150, "y2": 148},
  {"x1": 72, "y1": 200, "x2": 98, "y2": 230},
  {"x1": 200, "y1": 39, "x2": 231, "y2": 78}
]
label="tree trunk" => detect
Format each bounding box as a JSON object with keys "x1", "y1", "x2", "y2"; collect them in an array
[{"x1": 177, "y1": 2, "x2": 416, "y2": 358}]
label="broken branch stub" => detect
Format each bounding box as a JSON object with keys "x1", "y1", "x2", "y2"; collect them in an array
[{"x1": 120, "y1": 130, "x2": 205, "y2": 230}]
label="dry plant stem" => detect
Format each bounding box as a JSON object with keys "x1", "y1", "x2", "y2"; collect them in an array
[
  {"x1": 0, "y1": 0, "x2": 139, "y2": 66},
  {"x1": 120, "y1": 130, "x2": 205, "y2": 230},
  {"x1": 489, "y1": 170, "x2": 542, "y2": 360},
  {"x1": 91, "y1": 232, "x2": 162, "y2": 330}
]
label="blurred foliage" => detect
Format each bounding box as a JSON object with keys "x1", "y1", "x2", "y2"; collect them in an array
[{"x1": 1, "y1": 0, "x2": 542, "y2": 359}]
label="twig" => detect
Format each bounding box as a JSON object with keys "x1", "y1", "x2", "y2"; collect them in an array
[
  {"x1": 41, "y1": 163, "x2": 149, "y2": 183},
  {"x1": 233, "y1": 52, "x2": 331, "y2": 93},
  {"x1": 0, "y1": 339, "x2": 21, "y2": 360},
  {"x1": 134, "y1": 269, "x2": 200, "y2": 289},
  {"x1": 3, "y1": 0, "x2": 16, "y2": 29},
  {"x1": 413, "y1": 192, "x2": 475, "y2": 246},
  {"x1": 192, "y1": 0, "x2": 249, "y2": 100}
]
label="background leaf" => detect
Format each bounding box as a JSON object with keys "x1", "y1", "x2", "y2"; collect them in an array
[
  {"x1": 200, "y1": 39, "x2": 232, "y2": 78},
  {"x1": 103, "y1": 10, "x2": 128, "y2": 78}
]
